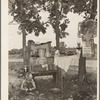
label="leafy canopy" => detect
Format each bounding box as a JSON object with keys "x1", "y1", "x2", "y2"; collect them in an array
[{"x1": 9, "y1": 0, "x2": 97, "y2": 37}]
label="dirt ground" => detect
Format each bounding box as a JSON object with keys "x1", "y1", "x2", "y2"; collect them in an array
[{"x1": 9, "y1": 59, "x2": 97, "y2": 100}]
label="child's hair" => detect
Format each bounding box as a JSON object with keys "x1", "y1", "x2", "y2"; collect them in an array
[{"x1": 25, "y1": 72, "x2": 33, "y2": 79}]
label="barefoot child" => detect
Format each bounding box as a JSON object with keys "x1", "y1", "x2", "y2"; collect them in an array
[{"x1": 21, "y1": 72, "x2": 36, "y2": 93}]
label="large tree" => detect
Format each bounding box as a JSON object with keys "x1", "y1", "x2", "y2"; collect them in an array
[
  {"x1": 9, "y1": 0, "x2": 97, "y2": 87},
  {"x1": 9, "y1": 0, "x2": 70, "y2": 50},
  {"x1": 9, "y1": 0, "x2": 47, "y2": 65},
  {"x1": 9, "y1": 0, "x2": 97, "y2": 49}
]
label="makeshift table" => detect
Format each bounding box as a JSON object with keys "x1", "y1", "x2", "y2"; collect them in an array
[
  {"x1": 31, "y1": 70, "x2": 57, "y2": 84},
  {"x1": 54, "y1": 54, "x2": 80, "y2": 93}
]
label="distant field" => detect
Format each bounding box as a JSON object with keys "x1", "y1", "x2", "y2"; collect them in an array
[
  {"x1": 9, "y1": 54, "x2": 97, "y2": 68},
  {"x1": 9, "y1": 54, "x2": 22, "y2": 59},
  {"x1": 9, "y1": 58, "x2": 23, "y2": 62}
]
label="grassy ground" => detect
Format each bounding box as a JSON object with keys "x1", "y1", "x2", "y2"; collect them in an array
[{"x1": 9, "y1": 59, "x2": 97, "y2": 100}]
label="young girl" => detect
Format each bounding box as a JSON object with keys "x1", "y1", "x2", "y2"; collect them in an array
[{"x1": 21, "y1": 72, "x2": 36, "y2": 93}]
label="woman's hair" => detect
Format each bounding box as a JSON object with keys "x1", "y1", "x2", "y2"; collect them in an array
[
  {"x1": 30, "y1": 52, "x2": 39, "y2": 58},
  {"x1": 31, "y1": 55, "x2": 35, "y2": 57}
]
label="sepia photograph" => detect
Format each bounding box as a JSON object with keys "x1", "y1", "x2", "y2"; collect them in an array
[{"x1": 6, "y1": 0, "x2": 99, "y2": 100}]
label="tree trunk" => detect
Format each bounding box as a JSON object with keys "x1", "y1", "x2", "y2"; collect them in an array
[
  {"x1": 55, "y1": 24, "x2": 60, "y2": 50},
  {"x1": 78, "y1": 48, "x2": 86, "y2": 84},
  {"x1": 22, "y1": 27, "x2": 27, "y2": 67},
  {"x1": 55, "y1": 0, "x2": 60, "y2": 50},
  {"x1": 28, "y1": 41, "x2": 31, "y2": 64},
  {"x1": 78, "y1": 57, "x2": 86, "y2": 82}
]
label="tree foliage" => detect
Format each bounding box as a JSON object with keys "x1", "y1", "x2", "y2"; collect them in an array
[
  {"x1": 8, "y1": 0, "x2": 97, "y2": 47},
  {"x1": 9, "y1": 0, "x2": 97, "y2": 30},
  {"x1": 9, "y1": 0, "x2": 47, "y2": 36},
  {"x1": 71, "y1": 0, "x2": 97, "y2": 19},
  {"x1": 79, "y1": 19, "x2": 97, "y2": 36}
]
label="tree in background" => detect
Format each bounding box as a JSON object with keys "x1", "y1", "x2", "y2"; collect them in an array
[{"x1": 75, "y1": 0, "x2": 97, "y2": 85}]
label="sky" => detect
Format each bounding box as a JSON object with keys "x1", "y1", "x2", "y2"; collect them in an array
[{"x1": 8, "y1": 12, "x2": 85, "y2": 50}]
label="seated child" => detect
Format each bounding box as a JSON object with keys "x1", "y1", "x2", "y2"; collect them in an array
[{"x1": 21, "y1": 72, "x2": 36, "y2": 93}]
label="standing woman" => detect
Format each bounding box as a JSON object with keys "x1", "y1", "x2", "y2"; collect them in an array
[{"x1": 29, "y1": 55, "x2": 36, "y2": 72}]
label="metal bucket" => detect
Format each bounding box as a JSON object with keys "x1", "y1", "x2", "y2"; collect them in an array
[{"x1": 38, "y1": 49, "x2": 46, "y2": 58}]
